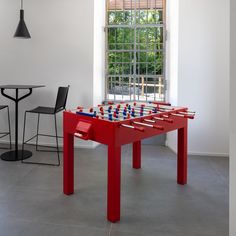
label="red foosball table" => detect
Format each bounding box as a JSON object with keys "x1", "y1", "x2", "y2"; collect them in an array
[{"x1": 63, "y1": 101, "x2": 195, "y2": 222}]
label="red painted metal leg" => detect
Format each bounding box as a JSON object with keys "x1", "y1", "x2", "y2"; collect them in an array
[
  {"x1": 177, "y1": 126, "x2": 188, "y2": 185},
  {"x1": 63, "y1": 132, "x2": 74, "y2": 195},
  {"x1": 133, "y1": 141, "x2": 141, "y2": 169},
  {"x1": 107, "y1": 145, "x2": 121, "y2": 223}
]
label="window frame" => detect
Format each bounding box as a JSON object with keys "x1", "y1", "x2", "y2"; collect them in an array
[{"x1": 105, "y1": 0, "x2": 167, "y2": 102}]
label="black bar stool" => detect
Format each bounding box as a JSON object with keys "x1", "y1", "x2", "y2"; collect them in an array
[
  {"x1": 0, "y1": 105, "x2": 12, "y2": 149},
  {"x1": 21, "y1": 86, "x2": 70, "y2": 166}
]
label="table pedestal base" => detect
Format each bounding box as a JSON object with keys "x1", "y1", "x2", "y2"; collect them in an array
[{"x1": 0, "y1": 150, "x2": 32, "y2": 161}]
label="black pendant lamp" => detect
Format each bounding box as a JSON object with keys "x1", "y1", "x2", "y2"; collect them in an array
[{"x1": 14, "y1": 0, "x2": 31, "y2": 38}]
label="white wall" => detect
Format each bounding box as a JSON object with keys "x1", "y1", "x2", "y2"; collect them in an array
[
  {"x1": 230, "y1": 0, "x2": 236, "y2": 234},
  {"x1": 0, "y1": 0, "x2": 105, "y2": 148},
  {"x1": 167, "y1": 0, "x2": 230, "y2": 156},
  {"x1": 93, "y1": 0, "x2": 106, "y2": 107},
  {"x1": 166, "y1": 0, "x2": 179, "y2": 151}
]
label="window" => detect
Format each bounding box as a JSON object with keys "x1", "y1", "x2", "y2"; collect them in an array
[{"x1": 105, "y1": 0, "x2": 166, "y2": 101}]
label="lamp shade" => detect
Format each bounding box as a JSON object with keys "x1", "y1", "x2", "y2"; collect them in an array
[{"x1": 14, "y1": 10, "x2": 31, "y2": 38}]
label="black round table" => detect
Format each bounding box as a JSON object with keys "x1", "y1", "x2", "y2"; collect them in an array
[{"x1": 0, "y1": 85, "x2": 45, "y2": 161}]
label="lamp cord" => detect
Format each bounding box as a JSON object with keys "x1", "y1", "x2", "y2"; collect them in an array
[{"x1": 21, "y1": 0, "x2": 23, "y2": 9}]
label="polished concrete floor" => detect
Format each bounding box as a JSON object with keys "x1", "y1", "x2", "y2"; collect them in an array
[{"x1": 0, "y1": 144, "x2": 228, "y2": 236}]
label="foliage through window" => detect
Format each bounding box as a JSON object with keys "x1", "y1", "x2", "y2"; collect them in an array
[{"x1": 105, "y1": 0, "x2": 166, "y2": 101}]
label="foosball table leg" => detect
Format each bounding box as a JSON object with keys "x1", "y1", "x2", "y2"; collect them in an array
[
  {"x1": 107, "y1": 145, "x2": 121, "y2": 223},
  {"x1": 177, "y1": 126, "x2": 188, "y2": 185},
  {"x1": 133, "y1": 141, "x2": 141, "y2": 169},
  {"x1": 63, "y1": 132, "x2": 74, "y2": 195}
]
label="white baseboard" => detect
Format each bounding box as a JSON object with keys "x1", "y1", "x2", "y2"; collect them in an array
[
  {"x1": 187, "y1": 151, "x2": 229, "y2": 157},
  {"x1": 0, "y1": 140, "x2": 100, "y2": 150},
  {"x1": 167, "y1": 144, "x2": 177, "y2": 154},
  {"x1": 167, "y1": 144, "x2": 229, "y2": 157}
]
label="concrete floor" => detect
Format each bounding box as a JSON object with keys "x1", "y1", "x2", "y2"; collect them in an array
[{"x1": 0, "y1": 144, "x2": 228, "y2": 236}]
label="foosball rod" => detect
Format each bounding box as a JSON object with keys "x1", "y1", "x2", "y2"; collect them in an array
[
  {"x1": 123, "y1": 106, "x2": 173, "y2": 114},
  {"x1": 130, "y1": 108, "x2": 156, "y2": 115},
  {"x1": 178, "y1": 111, "x2": 196, "y2": 115},
  {"x1": 98, "y1": 104, "x2": 160, "y2": 114},
  {"x1": 132, "y1": 121, "x2": 164, "y2": 130},
  {"x1": 153, "y1": 116, "x2": 174, "y2": 123},
  {"x1": 120, "y1": 124, "x2": 145, "y2": 132},
  {"x1": 96, "y1": 113, "x2": 124, "y2": 121},
  {"x1": 115, "y1": 106, "x2": 158, "y2": 115},
  {"x1": 77, "y1": 110, "x2": 122, "y2": 121},
  {"x1": 157, "y1": 107, "x2": 176, "y2": 112},
  {"x1": 135, "y1": 103, "x2": 173, "y2": 110},
  {"x1": 143, "y1": 119, "x2": 155, "y2": 123},
  {"x1": 119, "y1": 104, "x2": 160, "y2": 112},
  {"x1": 144, "y1": 117, "x2": 174, "y2": 123},
  {"x1": 99, "y1": 109, "x2": 152, "y2": 116},
  {"x1": 171, "y1": 113, "x2": 195, "y2": 119},
  {"x1": 133, "y1": 102, "x2": 168, "y2": 108},
  {"x1": 101, "y1": 113, "x2": 131, "y2": 120}
]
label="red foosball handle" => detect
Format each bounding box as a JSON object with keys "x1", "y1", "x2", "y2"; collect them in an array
[
  {"x1": 153, "y1": 125, "x2": 164, "y2": 130},
  {"x1": 134, "y1": 126, "x2": 145, "y2": 132},
  {"x1": 163, "y1": 118, "x2": 173, "y2": 123},
  {"x1": 120, "y1": 124, "x2": 145, "y2": 132},
  {"x1": 184, "y1": 115, "x2": 195, "y2": 119},
  {"x1": 172, "y1": 113, "x2": 195, "y2": 119}
]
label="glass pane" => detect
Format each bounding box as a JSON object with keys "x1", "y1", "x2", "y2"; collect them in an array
[
  {"x1": 147, "y1": 63, "x2": 155, "y2": 74},
  {"x1": 108, "y1": 10, "x2": 133, "y2": 25},
  {"x1": 136, "y1": 63, "x2": 147, "y2": 75},
  {"x1": 137, "y1": 10, "x2": 147, "y2": 24},
  {"x1": 108, "y1": 63, "x2": 116, "y2": 75},
  {"x1": 108, "y1": 53, "x2": 116, "y2": 62},
  {"x1": 137, "y1": 52, "x2": 147, "y2": 63},
  {"x1": 108, "y1": 28, "x2": 116, "y2": 43},
  {"x1": 137, "y1": 28, "x2": 147, "y2": 43},
  {"x1": 147, "y1": 10, "x2": 157, "y2": 24},
  {"x1": 123, "y1": 44, "x2": 134, "y2": 50},
  {"x1": 108, "y1": 11, "x2": 116, "y2": 25},
  {"x1": 125, "y1": 64, "x2": 132, "y2": 74},
  {"x1": 124, "y1": 28, "x2": 134, "y2": 43}
]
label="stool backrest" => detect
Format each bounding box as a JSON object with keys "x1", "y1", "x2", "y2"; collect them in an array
[{"x1": 54, "y1": 86, "x2": 70, "y2": 113}]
